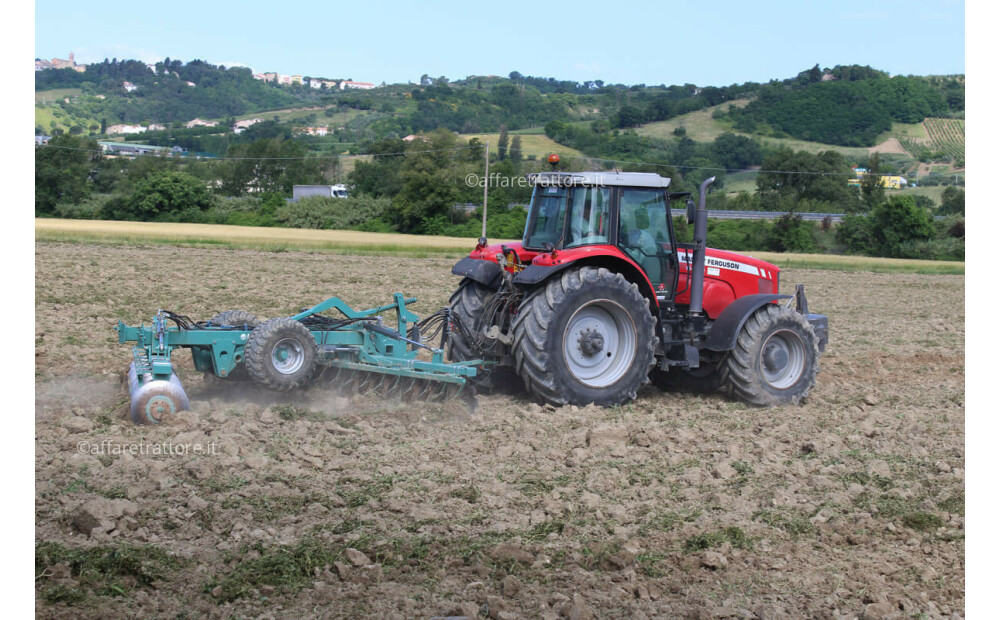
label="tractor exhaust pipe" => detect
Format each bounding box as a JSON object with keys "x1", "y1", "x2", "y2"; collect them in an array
[{"x1": 688, "y1": 176, "x2": 715, "y2": 316}]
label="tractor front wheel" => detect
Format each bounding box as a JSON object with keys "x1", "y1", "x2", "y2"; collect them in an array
[
  {"x1": 245, "y1": 317, "x2": 318, "y2": 392},
  {"x1": 512, "y1": 267, "x2": 657, "y2": 406},
  {"x1": 720, "y1": 304, "x2": 819, "y2": 406}
]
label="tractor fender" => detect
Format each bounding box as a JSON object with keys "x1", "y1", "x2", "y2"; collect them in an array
[
  {"x1": 700, "y1": 293, "x2": 792, "y2": 351},
  {"x1": 452, "y1": 257, "x2": 502, "y2": 289},
  {"x1": 514, "y1": 252, "x2": 657, "y2": 307},
  {"x1": 513, "y1": 262, "x2": 572, "y2": 286}
]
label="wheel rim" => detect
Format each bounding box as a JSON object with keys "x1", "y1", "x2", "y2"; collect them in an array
[
  {"x1": 271, "y1": 338, "x2": 306, "y2": 375},
  {"x1": 760, "y1": 329, "x2": 807, "y2": 389},
  {"x1": 562, "y1": 299, "x2": 637, "y2": 388}
]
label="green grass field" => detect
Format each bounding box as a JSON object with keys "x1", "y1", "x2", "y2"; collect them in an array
[
  {"x1": 34, "y1": 88, "x2": 83, "y2": 103},
  {"x1": 35, "y1": 219, "x2": 963, "y2": 274},
  {"x1": 34, "y1": 219, "x2": 489, "y2": 258},
  {"x1": 233, "y1": 106, "x2": 368, "y2": 127},
  {"x1": 34, "y1": 104, "x2": 99, "y2": 134},
  {"x1": 636, "y1": 99, "x2": 751, "y2": 142},
  {"x1": 458, "y1": 133, "x2": 586, "y2": 160}
]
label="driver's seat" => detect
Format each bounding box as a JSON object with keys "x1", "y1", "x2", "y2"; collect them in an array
[{"x1": 622, "y1": 208, "x2": 662, "y2": 285}]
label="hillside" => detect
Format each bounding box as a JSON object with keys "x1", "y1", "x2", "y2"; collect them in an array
[
  {"x1": 36, "y1": 62, "x2": 963, "y2": 160},
  {"x1": 36, "y1": 60, "x2": 965, "y2": 219}
]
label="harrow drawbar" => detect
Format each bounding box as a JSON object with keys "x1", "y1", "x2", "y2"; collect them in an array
[{"x1": 117, "y1": 293, "x2": 482, "y2": 424}]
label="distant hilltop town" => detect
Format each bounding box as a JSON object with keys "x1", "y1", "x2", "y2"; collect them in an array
[
  {"x1": 252, "y1": 73, "x2": 376, "y2": 90},
  {"x1": 35, "y1": 52, "x2": 87, "y2": 72},
  {"x1": 34, "y1": 52, "x2": 378, "y2": 91}
]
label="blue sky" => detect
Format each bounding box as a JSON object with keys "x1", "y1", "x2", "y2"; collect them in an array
[{"x1": 34, "y1": 0, "x2": 965, "y2": 86}]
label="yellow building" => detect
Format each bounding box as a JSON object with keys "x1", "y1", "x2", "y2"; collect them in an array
[{"x1": 848, "y1": 167, "x2": 907, "y2": 189}]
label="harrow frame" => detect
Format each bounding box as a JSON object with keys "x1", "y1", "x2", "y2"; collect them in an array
[{"x1": 117, "y1": 293, "x2": 482, "y2": 423}]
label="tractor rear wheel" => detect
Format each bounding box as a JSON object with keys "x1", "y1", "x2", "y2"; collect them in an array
[
  {"x1": 512, "y1": 267, "x2": 657, "y2": 406},
  {"x1": 245, "y1": 317, "x2": 318, "y2": 392},
  {"x1": 447, "y1": 278, "x2": 523, "y2": 394},
  {"x1": 720, "y1": 304, "x2": 819, "y2": 406},
  {"x1": 207, "y1": 311, "x2": 260, "y2": 380}
]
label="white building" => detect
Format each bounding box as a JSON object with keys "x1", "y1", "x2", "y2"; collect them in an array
[
  {"x1": 106, "y1": 124, "x2": 147, "y2": 135},
  {"x1": 340, "y1": 81, "x2": 376, "y2": 90},
  {"x1": 185, "y1": 118, "x2": 219, "y2": 129},
  {"x1": 233, "y1": 118, "x2": 263, "y2": 134}
]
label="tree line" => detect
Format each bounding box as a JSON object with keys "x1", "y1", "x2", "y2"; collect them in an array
[{"x1": 35, "y1": 129, "x2": 963, "y2": 261}]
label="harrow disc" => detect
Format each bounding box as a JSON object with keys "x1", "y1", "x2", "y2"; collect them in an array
[{"x1": 323, "y1": 365, "x2": 467, "y2": 404}]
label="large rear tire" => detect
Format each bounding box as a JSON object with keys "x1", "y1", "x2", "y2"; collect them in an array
[
  {"x1": 719, "y1": 304, "x2": 819, "y2": 406},
  {"x1": 512, "y1": 267, "x2": 657, "y2": 406},
  {"x1": 245, "y1": 317, "x2": 318, "y2": 392},
  {"x1": 447, "y1": 278, "x2": 523, "y2": 394}
]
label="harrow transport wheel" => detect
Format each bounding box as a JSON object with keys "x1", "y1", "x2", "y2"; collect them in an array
[
  {"x1": 719, "y1": 304, "x2": 819, "y2": 406},
  {"x1": 208, "y1": 310, "x2": 260, "y2": 330},
  {"x1": 245, "y1": 317, "x2": 318, "y2": 392},
  {"x1": 206, "y1": 311, "x2": 260, "y2": 380},
  {"x1": 512, "y1": 267, "x2": 657, "y2": 407},
  {"x1": 447, "y1": 278, "x2": 523, "y2": 394}
]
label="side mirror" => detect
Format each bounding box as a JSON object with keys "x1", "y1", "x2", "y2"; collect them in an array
[{"x1": 686, "y1": 199, "x2": 696, "y2": 224}]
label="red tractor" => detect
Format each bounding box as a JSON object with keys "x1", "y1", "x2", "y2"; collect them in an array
[{"x1": 447, "y1": 170, "x2": 828, "y2": 407}]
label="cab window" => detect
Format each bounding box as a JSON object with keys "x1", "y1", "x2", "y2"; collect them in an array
[
  {"x1": 523, "y1": 185, "x2": 568, "y2": 249},
  {"x1": 565, "y1": 187, "x2": 611, "y2": 248},
  {"x1": 618, "y1": 189, "x2": 669, "y2": 282}
]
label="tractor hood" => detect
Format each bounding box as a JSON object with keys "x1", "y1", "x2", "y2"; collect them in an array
[
  {"x1": 675, "y1": 247, "x2": 781, "y2": 318},
  {"x1": 682, "y1": 247, "x2": 780, "y2": 282}
]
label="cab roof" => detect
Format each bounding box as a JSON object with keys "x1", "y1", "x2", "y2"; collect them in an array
[{"x1": 527, "y1": 171, "x2": 671, "y2": 188}]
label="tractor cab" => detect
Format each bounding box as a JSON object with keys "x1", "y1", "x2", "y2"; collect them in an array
[{"x1": 520, "y1": 171, "x2": 684, "y2": 304}]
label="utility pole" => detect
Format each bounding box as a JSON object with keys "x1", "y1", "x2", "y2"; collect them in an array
[{"x1": 481, "y1": 141, "x2": 490, "y2": 242}]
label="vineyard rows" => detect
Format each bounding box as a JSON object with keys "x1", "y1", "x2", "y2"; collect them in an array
[
  {"x1": 897, "y1": 118, "x2": 964, "y2": 163},
  {"x1": 924, "y1": 118, "x2": 965, "y2": 162}
]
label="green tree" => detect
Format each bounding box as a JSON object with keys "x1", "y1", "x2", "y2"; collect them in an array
[
  {"x1": 939, "y1": 186, "x2": 965, "y2": 215},
  {"x1": 509, "y1": 135, "x2": 523, "y2": 165},
  {"x1": 35, "y1": 135, "x2": 102, "y2": 215},
  {"x1": 615, "y1": 105, "x2": 644, "y2": 128},
  {"x1": 766, "y1": 213, "x2": 816, "y2": 253},
  {"x1": 391, "y1": 129, "x2": 462, "y2": 232},
  {"x1": 869, "y1": 195, "x2": 934, "y2": 257},
  {"x1": 348, "y1": 138, "x2": 407, "y2": 197},
  {"x1": 219, "y1": 137, "x2": 321, "y2": 195},
  {"x1": 497, "y1": 125, "x2": 509, "y2": 161},
  {"x1": 106, "y1": 170, "x2": 214, "y2": 221},
  {"x1": 711, "y1": 133, "x2": 762, "y2": 169},
  {"x1": 860, "y1": 153, "x2": 885, "y2": 211},
  {"x1": 835, "y1": 214, "x2": 873, "y2": 254},
  {"x1": 756, "y1": 148, "x2": 860, "y2": 212}
]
